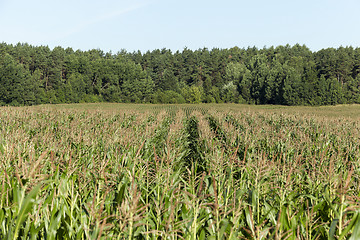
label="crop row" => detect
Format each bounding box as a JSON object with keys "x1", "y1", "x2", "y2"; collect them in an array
[{"x1": 0, "y1": 105, "x2": 359, "y2": 239}]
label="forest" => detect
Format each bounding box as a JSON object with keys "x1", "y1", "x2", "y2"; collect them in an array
[{"x1": 0, "y1": 42, "x2": 360, "y2": 106}]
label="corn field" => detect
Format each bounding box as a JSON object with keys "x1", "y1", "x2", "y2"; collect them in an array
[{"x1": 1, "y1": 103, "x2": 360, "y2": 239}]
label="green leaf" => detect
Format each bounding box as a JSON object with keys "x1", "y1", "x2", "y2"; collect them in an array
[
  {"x1": 245, "y1": 206, "x2": 255, "y2": 236},
  {"x1": 47, "y1": 208, "x2": 63, "y2": 240},
  {"x1": 114, "y1": 183, "x2": 127, "y2": 207},
  {"x1": 329, "y1": 218, "x2": 339, "y2": 240},
  {"x1": 43, "y1": 186, "x2": 56, "y2": 206},
  {"x1": 30, "y1": 223, "x2": 45, "y2": 240},
  {"x1": 350, "y1": 213, "x2": 360, "y2": 240},
  {"x1": 338, "y1": 213, "x2": 357, "y2": 239},
  {"x1": 219, "y1": 219, "x2": 230, "y2": 239},
  {"x1": 199, "y1": 228, "x2": 207, "y2": 240},
  {"x1": 10, "y1": 184, "x2": 41, "y2": 240}
]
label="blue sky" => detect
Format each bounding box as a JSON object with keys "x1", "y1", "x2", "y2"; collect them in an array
[{"x1": 0, "y1": 0, "x2": 359, "y2": 53}]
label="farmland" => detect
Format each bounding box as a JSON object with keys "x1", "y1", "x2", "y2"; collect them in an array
[{"x1": 0, "y1": 103, "x2": 360, "y2": 239}]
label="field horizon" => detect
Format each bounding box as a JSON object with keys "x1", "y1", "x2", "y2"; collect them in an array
[{"x1": 20, "y1": 102, "x2": 360, "y2": 119}]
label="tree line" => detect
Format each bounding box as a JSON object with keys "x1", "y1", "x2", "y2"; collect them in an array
[{"x1": 1, "y1": 42, "x2": 360, "y2": 106}]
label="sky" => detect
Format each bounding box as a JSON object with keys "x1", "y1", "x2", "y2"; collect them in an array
[{"x1": 0, "y1": 0, "x2": 359, "y2": 53}]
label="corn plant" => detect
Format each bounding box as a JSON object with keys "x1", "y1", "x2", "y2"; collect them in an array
[{"x1": 0, "y1": 103, "x2": 359, "y2": 239}]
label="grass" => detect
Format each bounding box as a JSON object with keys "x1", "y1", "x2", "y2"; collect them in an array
[{"x1": 0, "y1": 103, "x2": 360, "y2": 239}]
